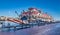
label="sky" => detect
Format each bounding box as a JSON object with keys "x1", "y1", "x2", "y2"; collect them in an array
[{"x1": 0, "y1": 0, "x2": 60, "y2": 20}]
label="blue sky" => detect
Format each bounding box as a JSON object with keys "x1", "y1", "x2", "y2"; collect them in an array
[{"x1": 0, "y1": 0, "x2": 60, "y2": 20}]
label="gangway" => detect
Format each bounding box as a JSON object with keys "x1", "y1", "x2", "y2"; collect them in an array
[{"x1": 0, "y1": 16, "x2": 24, "y2": 24}]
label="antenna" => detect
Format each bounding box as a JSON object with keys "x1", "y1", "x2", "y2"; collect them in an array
[
  {"x1": 15, "y1": 11, "x2": 19, "y2": 17},
  {"x1": 45, "y1": 12, "x2": 48, "y2": 14},
  {"x1": 23, "y1": 10, "x2": 25, "y2": 12}
]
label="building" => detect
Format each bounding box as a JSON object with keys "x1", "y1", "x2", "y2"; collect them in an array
[{"x1": 20, "y1": 8, "x2": 53, "y2": 22}]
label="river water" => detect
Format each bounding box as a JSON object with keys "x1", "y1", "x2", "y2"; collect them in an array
[{"x1": 0, "y1": 23, "x2": 60, "y2": 35}]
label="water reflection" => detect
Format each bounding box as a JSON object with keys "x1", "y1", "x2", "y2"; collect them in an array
[
  {"x1": 0, "y1": 21, "x2": 60, "y2": 35},
  {"x1": 0, "y1": 23, "x2": 34, "y2": 32}
]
